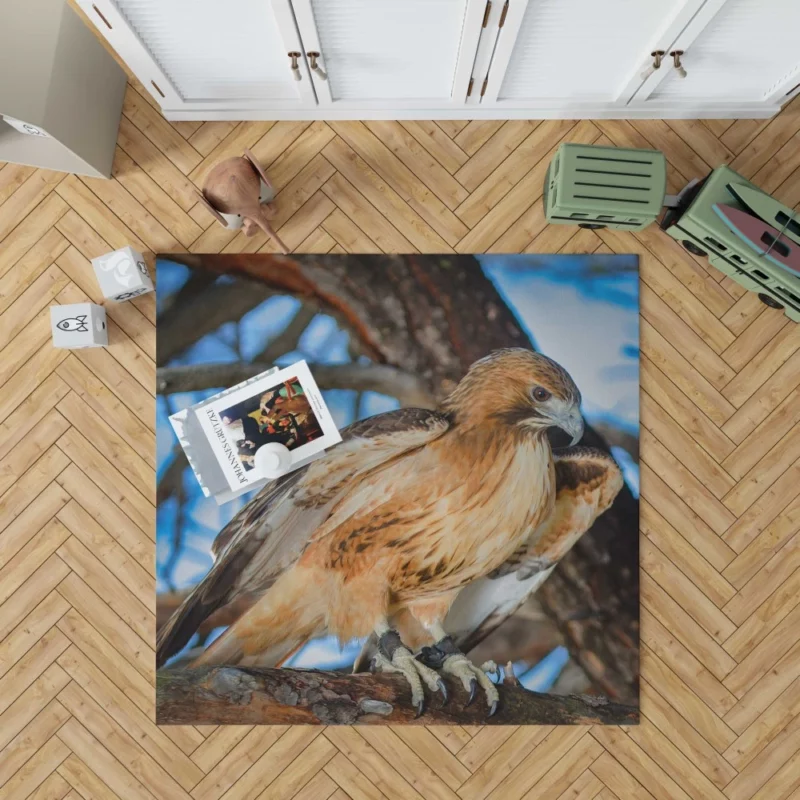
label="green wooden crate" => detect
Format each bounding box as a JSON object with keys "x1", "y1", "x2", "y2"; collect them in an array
[
  {"x1": 544, "y1": 143, "x2": 667, "y2": 231},
  {"x1": 661, "y1": 164, "x2": 800, "y2": 322}
]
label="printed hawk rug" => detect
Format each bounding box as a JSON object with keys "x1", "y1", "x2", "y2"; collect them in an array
[{"x1": 154, "y1": 253, "x2": 640, "y2": 726}]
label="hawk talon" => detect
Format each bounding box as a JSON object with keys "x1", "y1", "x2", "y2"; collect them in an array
[
  {"x1": 372, "y1": 630, "x2": 446, "y2": 715},
  {"x1": 416, "y1": 634, "x2": 461, "y2": 670},
  {"x1": 417, "y1": 644, "x2": 447, "y2": 671},
  {"x1": 419, "y1": 636, "x2": 500, "y2": 715}
]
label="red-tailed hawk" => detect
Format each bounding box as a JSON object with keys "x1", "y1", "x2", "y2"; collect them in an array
[{"x1": 157, "y1": 349, "x2": 622, "y2": 715}]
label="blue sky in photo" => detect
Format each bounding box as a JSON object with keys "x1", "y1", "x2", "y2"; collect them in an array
[{"x1": 156, "y1": 255, "x2": 639, "y2": 668}]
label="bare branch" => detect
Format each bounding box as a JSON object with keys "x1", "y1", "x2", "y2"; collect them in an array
[
  {"x1": 158, "y1": 270, "x2": 217, "y2": 320},
  {"x1": 156, "y1": 447, "x2": 188, "y2": 507},
  {"x1": 156, "y1": 361, "x2": 436, "y2": 408},
  {"x1": 156, "y1": 666, "x2": 639, "y2": 726},
  {"x1": 254, "y1": 303, "x2": 318, "y2": 364},
  {"x1": 156, "y1": 280, "x2": 275, "y2": 365}
]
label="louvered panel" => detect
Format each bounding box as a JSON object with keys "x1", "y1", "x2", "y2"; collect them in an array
[
  {"x1": 498, "y1": 0, "x2": 680, "y2": 101},
  {"x1": 309, "y1": 0, "x2": 468, "y2": 100},
  {"x1": 114, "y1": 0, "x2": 297, "y2": 101},
  {"x1": 650, "y1": 0, "x2": 800, "y2": 101}
]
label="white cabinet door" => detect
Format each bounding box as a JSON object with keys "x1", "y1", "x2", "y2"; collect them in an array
[
  {"x1": 479, "y1": 0, "x2": 706, "y2": 111},
  {"x1": 632, "y1": 0, "x2": 800, "y2": 110},
  {"x1": 76, "y1": 0, "x2": 316, "y2": 112},
  {"x1": 288, "y1": 0, "x2": 486, "y2": 109}
]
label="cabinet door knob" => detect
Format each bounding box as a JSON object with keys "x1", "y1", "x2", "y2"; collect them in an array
[
  {"x1": 641, "y1": 50, "x2": 665, "y2": 81},
  {"x1": 670, "y1": 50, "x2": 687, "y2": 79},
  {"x1": 288, "y1": 51, "x2": 302, "y2": 81},
  {"x1": 307, "y1": 52, "x2": 327, "y2": 81}
]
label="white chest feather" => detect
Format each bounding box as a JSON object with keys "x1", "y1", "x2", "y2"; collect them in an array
[
  {"x1": 467, "y1": 436, "x2": 554, "y2": 571},
  {"x1": 445, "y1": 566, "x2": 557, "y2": 636}
]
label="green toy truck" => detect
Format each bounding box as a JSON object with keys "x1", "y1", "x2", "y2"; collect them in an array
[
  {"x1": 659, "y1": 165, "x2": 800, "y2": 322},
  {"x1": 544, "y1": 143, "x2": 800, "y2": 322}
]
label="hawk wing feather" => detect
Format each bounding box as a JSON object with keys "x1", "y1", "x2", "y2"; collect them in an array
[
  {"x1": 447, "y1": 446, "x2": 624, "y2": 653},
  {"x1": 156, "y1": 408, "x2": 450, "y2": 667}
]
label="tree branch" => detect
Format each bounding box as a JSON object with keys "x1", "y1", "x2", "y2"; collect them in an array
[
  {"x1": 157, "y1": 447, "x2": 188, "y2": 507},
  {"x1": 156, "y1": 280, "x2": 275, "y2": 365},
  {"x1": 156, "y1": 361, "x2": 436, "y2": 408},
  {"x1": 254, "y1": 303, "x2": 317, "y2": 364},
  {"x1": 156, "y1": 666, "x2": 639, "y2": 726},
  {"x1": 157, "y1": 270, "x2": 217, "y2": 321}
]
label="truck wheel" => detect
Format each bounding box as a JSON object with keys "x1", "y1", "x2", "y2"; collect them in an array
[
  {"x1": 758, "y1": 293, "x2": 784, "y2": 310},
  {"x1": 682, "y1": 240, "x2": 707, "y2": 257},
  {"x1": 579, "y1": 223, "x2": 606, "y2": 229}
]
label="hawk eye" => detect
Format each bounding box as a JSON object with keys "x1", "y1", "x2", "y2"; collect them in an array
[{"x1": 532, "y1": 386, "x2": 551, "y2": 402}]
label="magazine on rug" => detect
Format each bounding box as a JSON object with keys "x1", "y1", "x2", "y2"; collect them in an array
[{"x1": 170, "y1": 361, "x2": 341, "y2": 503}]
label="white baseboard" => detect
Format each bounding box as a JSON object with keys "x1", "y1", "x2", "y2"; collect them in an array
[{"x1": 162, "y1": 103, "x2": 779, "y2": 122}]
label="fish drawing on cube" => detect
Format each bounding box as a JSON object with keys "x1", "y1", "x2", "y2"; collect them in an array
[
  {"x1": 92, "y1": 246, "x2": 154, "y2": 302},
  {"x1": 51, "y1": 303, "x2": 108, "y2": 349}
]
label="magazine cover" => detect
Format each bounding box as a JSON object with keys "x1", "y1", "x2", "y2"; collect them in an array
[
  {"x1": 155, "y1": 253, "x2": 640, "y2": 727},
  {"x1": 193, "y1": 361, "x2": 340, "y2": 491}
]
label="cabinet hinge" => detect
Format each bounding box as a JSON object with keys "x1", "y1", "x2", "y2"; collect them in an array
[
  {"x1": 467, "y1": 78, "x2": 474, "y2": 97},
  {"x1": 482, "y1": 0, "x2": 492, "y2": 27},
  {"x1": 499, "y1": 1, "x2": 509, "y2": 27},
  {"x1": 480, "y1": 77, "x2": 488, "y2": 97}
]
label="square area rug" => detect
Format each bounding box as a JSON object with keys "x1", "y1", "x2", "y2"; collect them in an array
[{"x1": 155, "y1": 254, "x2": 640, "y2": 726}]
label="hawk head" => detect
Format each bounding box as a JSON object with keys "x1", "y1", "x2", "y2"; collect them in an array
[{"x1": 442, "y1": 349, "x2": 584, "y2": 444}]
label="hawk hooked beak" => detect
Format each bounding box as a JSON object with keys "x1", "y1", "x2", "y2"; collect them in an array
[{"x1": 553, "y1": 406, "x2": 584, "y2": 446}]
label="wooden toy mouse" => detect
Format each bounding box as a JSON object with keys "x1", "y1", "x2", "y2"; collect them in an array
[{"x1": 197, "y1": 149, "x2": 289, "y2": 253}]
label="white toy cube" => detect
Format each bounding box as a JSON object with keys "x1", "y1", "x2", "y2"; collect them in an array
[
  {"x1": 50, "y1": 303, "x2": 108, "y2": 349},
  {"x1": 91, "y1": 246, "x2": 154, "y2": 302}
]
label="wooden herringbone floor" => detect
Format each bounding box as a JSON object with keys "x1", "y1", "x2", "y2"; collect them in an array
[{"x1": 2, "y1": 70, "x2": 800, "y2": 798}]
